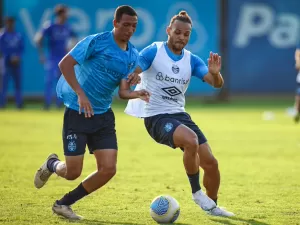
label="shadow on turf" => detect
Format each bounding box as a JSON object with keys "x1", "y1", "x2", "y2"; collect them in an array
[
  {"x1": 68, "y1": 219, "x2": 144, "y2": 225},
  {"x1": 161, "y1": 223, "x2": 191, "y2": 225},
  {"x1": 68, "y1": 219, "x2": 191, "y2": 225},
  {"x1": 211, "y1": 217, "x2": 270, "y2": 225}
]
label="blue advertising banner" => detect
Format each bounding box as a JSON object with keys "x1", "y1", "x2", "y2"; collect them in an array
[
  {"x1": 4, "y1": 0, "x2": 218, "y2": 96},
  {"x1": 227, "y1": 0, "x2": 300, "y2": 93}
]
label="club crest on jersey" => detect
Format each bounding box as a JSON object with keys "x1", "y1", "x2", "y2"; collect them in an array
[{"x1": 172, "y1": 64, "x2": 180, "y2": 74}]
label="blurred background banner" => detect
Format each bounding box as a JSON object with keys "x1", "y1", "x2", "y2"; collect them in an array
[
  {"x1": 227, "y1": 0, "x2": 300, "y2": 94},
  {"x1": 4, "y1": 0, "x2": 218, "y2": 97}
]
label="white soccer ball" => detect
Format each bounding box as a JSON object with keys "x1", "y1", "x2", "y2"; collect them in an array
[{"x1": 150, "y1": 195, "x2": 180, "y2": 224}]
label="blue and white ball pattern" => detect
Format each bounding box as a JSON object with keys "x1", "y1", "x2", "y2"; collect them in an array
[{"x1": 150, "y1": 195, "x2": 180, "y2": 223}]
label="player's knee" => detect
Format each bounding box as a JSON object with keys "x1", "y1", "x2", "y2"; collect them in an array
[
  {"x1": 202, "y1": 157, "x2": 219, "y2": 172},
  {"x1": 183, "y1": 135, "x2": 199, "y2": 153},
  {"x1": 99, "y1": 165, "x2": 117, "y2": 178},
  {"x1": 65, "y1": 170, "x2": 82, "y2": 181}
]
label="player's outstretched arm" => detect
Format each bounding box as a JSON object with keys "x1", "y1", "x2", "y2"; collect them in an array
[
  {"x1": 34, "y1": 30, "x2": 46, "y2": 64},
  {"x1": 119, "y1": 79, "x2": 150, "y2": 102},
  {"x1": 203, "y1": 52, "x2": 224, "y2": 88}
]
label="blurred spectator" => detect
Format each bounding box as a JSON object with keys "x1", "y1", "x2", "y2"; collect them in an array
[
  {"x1": 294, "y1": 41, "x2": 300, "y2": 122},
  {"x1": 0, "y1": 17, "x2": 24, "y2": 109},
  {"x1": 35, "y1": 4, "x2": 76, "y2": 110}
]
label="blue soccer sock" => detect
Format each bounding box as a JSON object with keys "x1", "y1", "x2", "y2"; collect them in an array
[{"x1": 187, "y1": 171, "x2": 201, "y2": 193}]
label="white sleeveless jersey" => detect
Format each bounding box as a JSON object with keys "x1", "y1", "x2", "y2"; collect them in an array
[{"x1": 125, "y1": 42, "x2": 192, "y2": 118}]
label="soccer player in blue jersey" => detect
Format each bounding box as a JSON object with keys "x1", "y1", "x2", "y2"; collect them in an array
[
  {"x1": 35, "y1": 4, "x2": 76, "y2": 109},
  {"x1": 294, "y1": 41, "x2": 300, "y2": 122},
  {"x1": 125, "y1": 11, "x2": 234, "y2": 217},
  {"x1": 0, "y1": 17, "x2": 24, "y2": 109},
  {"x1": 34, "y1": 5, "x2": 148, "y2": 220}
]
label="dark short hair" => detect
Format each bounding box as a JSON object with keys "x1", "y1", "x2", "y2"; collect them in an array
[
  {"x1": 169, "y1": 11, "x2": 192, "y2": 27},
  {"x1": 54, "y1": 4, "x2": 68, "y2": 16},
  {"x1": 114, "y1": 5, "x2": 137, "y2": 22}
]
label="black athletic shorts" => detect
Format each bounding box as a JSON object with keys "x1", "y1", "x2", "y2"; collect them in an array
[{"x1": 62, "y1": 107, "x2": 117, "y2": 156}]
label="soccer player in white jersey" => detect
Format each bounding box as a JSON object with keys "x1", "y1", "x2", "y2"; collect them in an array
[{"x1": 124, "y1": 11, "x2": 234, "y2": 217}]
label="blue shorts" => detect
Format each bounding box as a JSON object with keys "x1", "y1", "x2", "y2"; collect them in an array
[
  {"x1": 62, "y1": 108, "x2": 118, "y2": 156},
  {"x1": 144, "y1": 112, "x2": 207, "y2": 150}
]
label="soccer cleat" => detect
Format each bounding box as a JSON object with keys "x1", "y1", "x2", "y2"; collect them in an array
[
  {"x1": 34, "y1": 153, "x2": 58, "y2": 189},
  {"x1": 192, "y1": 190, "x2": 217, "y2": 211},
  {"x1": 207, "y1": 206, "x2": 235, "y2": 217},
  {"x1": 52, "y1": 201, "x2": 83, "y2": 220}
]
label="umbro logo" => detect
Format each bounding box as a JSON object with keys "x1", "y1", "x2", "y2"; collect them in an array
[{"x1": 161, "y1": 86, "x2": 182, "y2": 96}]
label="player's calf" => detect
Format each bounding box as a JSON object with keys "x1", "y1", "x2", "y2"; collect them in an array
[
  {"x1": 198, "y1": 143, "x2": 220, "y2": 203},
  {"x1": 200, "y1": 158, "x2": 219, "y2": 202},
  {"x1": 199, "y1": 154, "x2": 219, "y2": 182},
  {"x1": 201, "y1": 157, "x2": 219, "y2": 180},
  {"x1": 82, "y1": 164, "x2": 117, "y2": 193},
  {"x1": 53, "y1": 166, "x2": 117, "y2": 219},
  {"x1": 172, "y1": 125, "x2": 217, "y2": 211},
  {"x1": 174, "y1": 125, "x2": 199, "y2": 174},
  {"x1": 181, "y1": 138, "x2": 201, "y2": 194},
  {"x1": 55, "y1": 153, "x2": 116, "y2": 209}
]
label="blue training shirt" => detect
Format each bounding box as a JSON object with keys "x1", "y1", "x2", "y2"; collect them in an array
[
  {"x1": 138, "y1": 42, "x2": 208, "y2": 80},
  {"x1": 41, "y1": 21, "x2": 75, "y2": 60},
  {"x1": 56, "y1": 31, "x2": 139, "y2": 114},
  {"x1": 0, "y1": 29, "x2": 24, "y2": 64}
]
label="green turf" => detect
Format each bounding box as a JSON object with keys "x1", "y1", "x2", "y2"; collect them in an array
[{"x1": 0, "y1": 100, "x2": 300, "y2": 225}]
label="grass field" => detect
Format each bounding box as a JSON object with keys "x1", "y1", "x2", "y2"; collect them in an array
[{"x1": 0, "y1": 99, "x2": 300, "y2": 225}]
